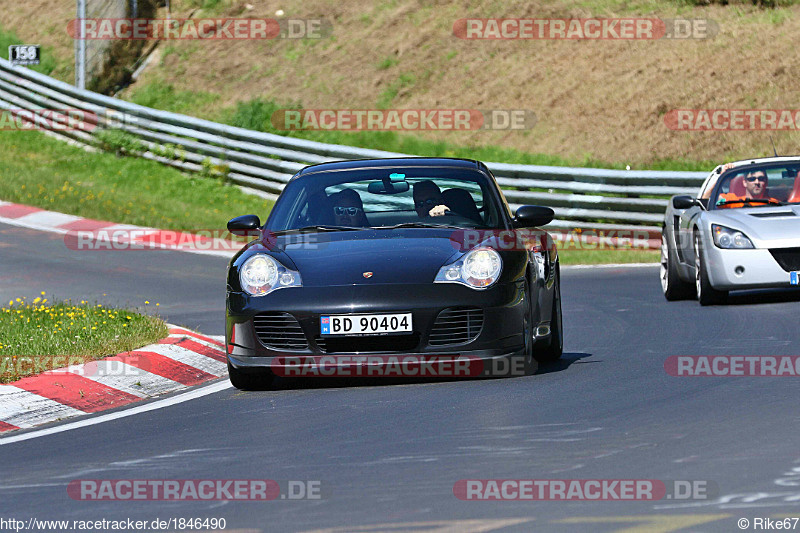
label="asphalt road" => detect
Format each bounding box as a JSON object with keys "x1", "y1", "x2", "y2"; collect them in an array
[{"x1": 2, "y1": 221, "x2": 800, "y2": 533}]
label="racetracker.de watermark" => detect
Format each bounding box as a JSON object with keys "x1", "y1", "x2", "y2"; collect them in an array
[
  {"x1": 67, "y1": 479, "x2": 323, "y2": 500},
  {"x1": 665, "y1": 356, "x2": 800, "y2": 377},
  {"x1": 665, "y1": 109, "x2": 800, "y2": 131},
  {"x1": 270, "y1": 109, "x2": 536, "y2": 131},
  {"x1": 448, "y1": 228, "x2": 660, "y2": 252},
  {"x1": 67, "y1": 18, "x2": 331, "y2": 40},
  {"x1": 453, "y1": 18, "x2": 717, "y2": 40},
  {"x1": 270, "y1": 355, "x2": 528, "y2": 378},
  {"x1": 453, "y1": 479, "x2": 717, "y2": 500},
  {"x1": 0, "y1": 109, "x2": 96, "y2": 131},
  {"x1": 0, "y1": 355, "x2": 153, "y2": 380},
  {"x1": 63, "y1": 229, "x2": 254, "y2": 252}
]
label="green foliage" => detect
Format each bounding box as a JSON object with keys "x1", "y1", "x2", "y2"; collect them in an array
[
  {"x1": 96, "y1": 129, "x2": 146, "y2": 156},
  {"x1": 376, "y1": 57, "x2": 398, "y2": 70},
  {"x1": 377, "y1": 73, "x2": 416, "y2": 109}
]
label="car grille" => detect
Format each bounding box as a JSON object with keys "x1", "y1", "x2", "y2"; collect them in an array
[
  {"x1": 428, "y1": 307, "x2": 484, "y2": 346},
  {"x1": 253, "y1": 312, "x2": 308, "y2": 350},
  {"x1": 769, "y1": 248, "x2": 800, "y2": 272},
  {"x1": 315, "y1": 334, "x2": 419, "y2": 354}
]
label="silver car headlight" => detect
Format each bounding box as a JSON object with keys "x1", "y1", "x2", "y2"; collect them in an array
[
  {"x1": 435, "y1": 247, "x2": 502, "y2": 289},
  {"x1": 712, "y1": 224, "x2": 754, "y2": 249},
  {"x1": 240, "y1": 254, "x2": 302, "y2": 296}
]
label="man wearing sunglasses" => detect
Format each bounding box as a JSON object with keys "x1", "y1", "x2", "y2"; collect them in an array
[
  {"x1": 413, "y1": 180, "x2": 451, "y2": 218},
  {"x1": 331, "y1": 189, "x2": 369, "y2": 227},
  {"x1": 718, "y1": 170, "x2": 780, "y2": 208}
]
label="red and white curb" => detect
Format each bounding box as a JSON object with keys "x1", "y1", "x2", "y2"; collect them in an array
[
  {"x1": 0, "y1": 326, "x2": 228, "y2": 433},
  {"x1": 0, "y1": 200, "x2": 240, "y2": 258}
]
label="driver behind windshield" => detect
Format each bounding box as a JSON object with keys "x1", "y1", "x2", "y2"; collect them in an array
[
  {"x1": 718, "y1": 170, "x2": 780, "y2": 207},
  {"x1": 413, "y1": 180, "x2": 451, "y2": 218},
  {"x1": 331, "y1": 188, "x2": 369, "y2": 227}
]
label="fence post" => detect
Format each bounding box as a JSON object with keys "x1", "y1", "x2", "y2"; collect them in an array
[{"x1": 75, "y1": 0, "x2": 86, "y2": 90}]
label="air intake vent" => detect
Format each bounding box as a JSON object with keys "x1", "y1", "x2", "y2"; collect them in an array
[
  {"x1": 429, "y1": 307, "x2": 484, "y2": 346},
  {"x1": 314, "y1": 334, "x2": 419, "y2": 354},
  {"x1": 750, "y1": 211, "x2": 795, "y2": 218},
  {"x1": 253, "y1": 312, "x2": 308, "y2": 350},
  {"x1": 769, "y1": 248, "x2": 800, "y2": 272}
]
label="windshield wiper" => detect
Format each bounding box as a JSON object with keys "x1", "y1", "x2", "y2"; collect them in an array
[
  {"x1": 716, "y1": 198, "x2": 784, "y2": 207},
  {"x1": 274, "y1": 225, "x2": 363, "y2": 235},
  {"x1": 375, "y1": 222, "x2": 464, "y2": 230}
]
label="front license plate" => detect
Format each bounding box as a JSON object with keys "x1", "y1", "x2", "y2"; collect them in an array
[
  {"x1": 320, "y1": 313, "x2": 412, "y2": 336},
  {"x1": 791, "y1": 272, "x2": 799, "y2": 285}
]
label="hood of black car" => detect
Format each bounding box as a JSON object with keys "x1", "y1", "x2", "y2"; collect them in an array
[{"x1": 275, "y1": 228, "x2": 463, "y2": 286}]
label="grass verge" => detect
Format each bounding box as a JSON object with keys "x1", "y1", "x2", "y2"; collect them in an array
[
  {"x1": 0, "y1": 129, "x2": 272, "y2": 230},
  {"x1": 0, "y1": 294, "x2": 167, "y2": 383},
  {"x1": 558, "y1": 249, "x2": 659, "y2": 265}
]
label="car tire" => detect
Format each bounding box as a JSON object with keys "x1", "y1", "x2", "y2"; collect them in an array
[
  {"x1": 661, "y1": 230, "x2": 694, "y2": 301},
  {"x1": 534, "y1": 271, "x2": 563, "y2": 363},
  {"x1": 694, "y1": 232, "x2": 728, "y2": 306},
  {"x1": 228, "y1": 361, "x2": 268, "y2": 390},
  {"x1": 521, "y1": 277, "x2": 536, "y2": 376}
]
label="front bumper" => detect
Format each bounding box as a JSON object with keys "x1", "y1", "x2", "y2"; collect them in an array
[
  {"x1": 226, "y1": 281, "x2": 532, "y2": 368},
  {"x1": 704, "y1": 246, "x2": 800, "y2": 290}
]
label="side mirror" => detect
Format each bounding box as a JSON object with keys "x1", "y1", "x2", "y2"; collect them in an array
[
  {"x1": 227, "y1": 214, "x2": 262, "y2": 237},
  {"x1": 672, "y1": 195, "x2": 698, "y2": 210},
  {"x1": 514, "y1": 205, "x2": 554, "y2": 227}
]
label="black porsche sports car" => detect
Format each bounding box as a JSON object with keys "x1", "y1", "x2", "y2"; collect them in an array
[{"x1": 225, "y1": 157, "x2": 562, "y2": 389}]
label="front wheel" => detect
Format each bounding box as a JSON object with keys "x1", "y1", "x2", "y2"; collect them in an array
[
  {"x1": 694, "y1": 232, "x2": 728, "y2": 306},
  {"x1": 535, "y1": 274, "x2": 563, "y2": 363},
  {"x1": 661, "y1": 230, "x2": 694, "y2": 301}
]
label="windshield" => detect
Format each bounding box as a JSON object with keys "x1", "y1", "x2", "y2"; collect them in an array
[
  {"x1": 713, "y1": 164, "x2": 800, "y2": 208},
  {"x1": 265, "y1": 167, "x2": 504, "y2": 231}
]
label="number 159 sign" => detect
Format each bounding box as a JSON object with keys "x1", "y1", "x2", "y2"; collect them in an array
[{"x1": 9, "y1": 45, "x2": 40, "y2": 66}]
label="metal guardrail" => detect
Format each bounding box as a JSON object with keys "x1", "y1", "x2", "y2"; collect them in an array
[{"x1": 0, "y1": 58, "x2": 708, "y2": 230}]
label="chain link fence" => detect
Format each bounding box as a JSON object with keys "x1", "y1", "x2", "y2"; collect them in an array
[{"x1": 75, "y1": 0, "x2": 158, "y2": 93}]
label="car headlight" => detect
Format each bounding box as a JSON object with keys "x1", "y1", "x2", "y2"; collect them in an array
[
  {"x1": 239, "y1": 254, "x2": 302, "y2": 296},
  {"x1": 712, "y1": 224, "x2": 754, "y2": 249},
  {"x1": 435, "y1": 247, "x2": 502, "y2": 289}
]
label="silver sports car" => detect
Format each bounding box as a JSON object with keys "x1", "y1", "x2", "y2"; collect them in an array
[{"x1": 661, "y1": 156, "x2": 800, "y2": 305}]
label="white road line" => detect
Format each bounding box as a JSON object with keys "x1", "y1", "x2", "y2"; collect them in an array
[
  {"x1": 0, "y1": 386, "x2": 86, "y2": 429},
  {"x1": 0, "y1": 380, "x2": 232, "y2": 446},
  {"x1": 58, "y1": 361, "x2": 185, "y2": 399},
  {"x1": 136, "y1": 343, "x2": 228, "y2": 376}
]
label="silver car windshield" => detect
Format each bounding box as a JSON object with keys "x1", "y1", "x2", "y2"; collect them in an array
[{"x1": 714, "y1": 165, "x2": 800, "y2": 208}]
